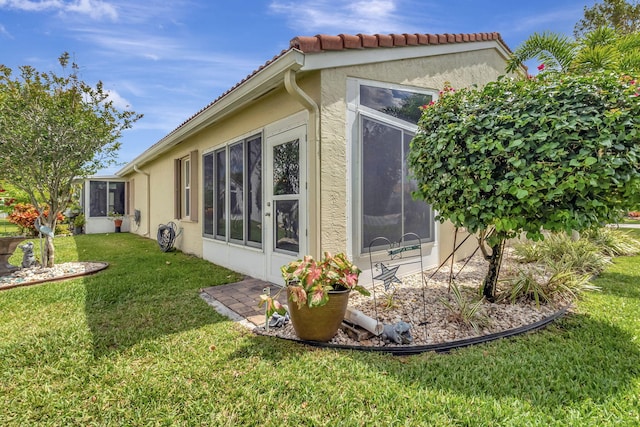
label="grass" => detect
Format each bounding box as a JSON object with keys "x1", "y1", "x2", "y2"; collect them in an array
[
  {"x1": 1, "y1": 233, "x2": 639, "y2": 426},
  {"x1": 0, "y1": 217, "x2": 20, "y2": 236}
]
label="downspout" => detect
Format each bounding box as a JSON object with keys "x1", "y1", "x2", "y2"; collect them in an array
[
  {"x1": 133, "y1": 164, "x2": 151, "y2": 237},
  {"x1": 284, "y1": 68, "x2": 321, "y2": 258}
]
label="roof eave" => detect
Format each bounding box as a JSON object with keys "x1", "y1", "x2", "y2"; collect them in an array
[
  {"x1": 117, "y1": 49, "x2": 306, "y2": 176},
  {"x1": 300, "y1": 39, "x2": 513, "y2": 71}
]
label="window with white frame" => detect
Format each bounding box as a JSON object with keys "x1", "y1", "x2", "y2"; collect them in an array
[
  {"x1": 183, "y1": 157, "x2": 191, "y2": 218},
  {"x1": 89, "y1": 181, "x2": 125, "y2": 217},
  {"x1": 353, "y1": 80, "x2": 436, "y2": 252},
  {"x1": 174, "y1": 151, "x2": 198, "y2": 221},
  {"x1": 203, "y1": 134, "x2": 262, "y2": 247}
]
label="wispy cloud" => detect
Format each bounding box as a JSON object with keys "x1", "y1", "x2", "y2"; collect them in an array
[
  {"x1": 66, "y1": 0, "x2": 117, "y2": 20},
  {"x1": 104, "y1": 89, "x2": 131, "y2": 110},
  {"x1": 0, "y1": 23, "x2": 12, "y2": 38},
  {"x1": 268, "y1": 0, "x2": 416, "y2": 34},
  {"x1": 0, "y1": 0, "x2": 117, "y2": 21}
]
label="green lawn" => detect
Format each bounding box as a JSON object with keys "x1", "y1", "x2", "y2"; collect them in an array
[
  {"x1": 1, "y1": 233, "x2": 638, "y2": 426},
  {"x1": 0, "y1": 217, "x2": 20, "y2": 236}
]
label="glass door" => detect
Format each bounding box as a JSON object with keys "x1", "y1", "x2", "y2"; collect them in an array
[{"x1": 265, "y1": 125, "x2": 306, "y2": 284}]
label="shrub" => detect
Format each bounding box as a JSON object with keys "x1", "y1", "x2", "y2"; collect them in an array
[
  {"x1": 8, "y1": 203, "x2": 65, "y2": 236},
  {"x1": 581, "y1": 227, "x2": 640, "y2": 257},
  {"x1": 513, "y1": 232, "x2": 610, "y2": 275},
  {"x1": 439, "y1": 283, "x2": 488, "y2": 334},
  {"x1": 501, "y1": 266, "x2": 597, "y2": 307}
]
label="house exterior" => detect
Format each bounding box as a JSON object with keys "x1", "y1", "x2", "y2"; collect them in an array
[
  {"x1": 78, "y1": 176, "x2": 130, "y2": 234},
  {"x1": 116, "y1": 32, "x2": 518, "y2": 285}
]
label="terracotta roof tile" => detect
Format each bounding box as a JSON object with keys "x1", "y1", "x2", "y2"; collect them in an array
[
  {"x1": 405, "y1": 33, "x2": 418, "y2": 45},
  {"x1": 289, "y1": 31, "x2": 510, "y2": 52},
  {"x1": 358, "y1": 33, "x2": 378, "y2": 48},
  {"x1": 416, "y1": 33, "x2": 429, "y2": 45},
  {"x1": 317, "y1": 34, "x2": 343, "y2": 50},
  {"x1": 339, "y1": 33, "x2": 361, "y2": 49},
  {"x1": 376, "y1": 33, "x2": 394, "y2": 47}
]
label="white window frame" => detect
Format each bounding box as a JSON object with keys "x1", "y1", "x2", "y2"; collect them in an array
[
  {"x1": 346, "y1": 78, "x2": 438, "y2": 257},
  {"x1": 202, "y1": 133, "x2": 263, "y2": 249},
  {"x1": 183, "y1": 157, "x2": 191, "y2": 219}
]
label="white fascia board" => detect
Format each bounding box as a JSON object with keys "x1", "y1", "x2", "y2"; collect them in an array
[
  {"x1": 117, "y1": 50, "x2": 306, "y2": 176},
  {"x1": 301, "y1": 40, "x2": 511, "y2": 71}
]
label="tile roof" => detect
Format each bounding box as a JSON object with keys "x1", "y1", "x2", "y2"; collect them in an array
[
  {"x1": 290, "y1": 32, "x2": 510, "y2": 53},
  {"x1": 188, "y1": 32, "x2": 508, "y2": 131}
]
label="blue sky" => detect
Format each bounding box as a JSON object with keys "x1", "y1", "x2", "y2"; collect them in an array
[{"x1": 1, "y1": 0, "x2": 595, "y2": 174}]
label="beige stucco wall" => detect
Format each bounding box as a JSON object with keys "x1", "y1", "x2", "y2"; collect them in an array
[
  {"x1": 124, "y1": 82, "x2": 315, "y2": 257},
  {"x1": 122, "y1": 45, "x2": 509, "y2": 276},
  {"x1": 318, "y1": 48, "x2": 509, "y2": 264}
]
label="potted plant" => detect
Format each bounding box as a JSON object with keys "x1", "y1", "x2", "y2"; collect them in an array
[
  {"x1": 261, "y1": 252, "x2": 370, "y2": 342},
  {"x1": 108, "y1": 211, "x2": 124, "y2": 232},
  {"x1": 72, "y1": 213, "x2": 85, "y2": 235}
]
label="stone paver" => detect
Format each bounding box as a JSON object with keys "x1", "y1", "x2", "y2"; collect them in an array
[{"x1": 201, "y1": 277, "x2": 284, "y2": 326}]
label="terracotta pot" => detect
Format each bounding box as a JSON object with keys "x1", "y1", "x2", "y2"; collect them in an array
[
  {"x1": 114, "y1": 219, "x2": 123, "y2": 233},
  {"x1": 287, "y1": 287, "x2": 350, "y2": 342}
]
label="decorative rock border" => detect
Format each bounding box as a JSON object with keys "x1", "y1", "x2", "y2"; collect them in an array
[
  {"x1": 0, "y1": 262, "x2": 109, "y2": 291},
  {"x1": 255, "y1": 306, "x2": 569, "y2": 355}
]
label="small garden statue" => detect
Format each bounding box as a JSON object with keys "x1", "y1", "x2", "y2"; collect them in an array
[
  {"x1": 381, "y1": 321, "x2": 413, "y2": 345},
  {"x1": 19, "y1": 241, "x2": 38, "y2": 268}
]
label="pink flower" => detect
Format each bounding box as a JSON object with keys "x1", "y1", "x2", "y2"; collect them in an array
[{"x1": 537, "y1": 64, "x2": 545, "y2": 71}]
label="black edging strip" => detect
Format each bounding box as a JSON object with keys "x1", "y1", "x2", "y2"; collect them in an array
[{"x1": 265, "y1": 305, "x2": 570, "y2": 356}]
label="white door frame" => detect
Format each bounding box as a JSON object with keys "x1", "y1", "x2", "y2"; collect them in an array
[{"x1": 264, "y1": 123, "x2": 307, "y2": 284}]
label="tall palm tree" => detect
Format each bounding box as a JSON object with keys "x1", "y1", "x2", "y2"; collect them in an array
[{"x1": 506, "y1": 27, "x2": 640, "y2": 74}]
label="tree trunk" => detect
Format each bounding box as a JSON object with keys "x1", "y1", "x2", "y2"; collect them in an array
[
  {"x1": 44, "y1": 235, "x2": 55, "y2": 267},
  {"x1": 482, "y1": 240, "x2": 504, "y2": 302},
  {"x1": 41, "y1": 215, "x2": 57, "y2": 267}
]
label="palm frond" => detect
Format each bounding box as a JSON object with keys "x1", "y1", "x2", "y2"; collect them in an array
[
  {"x1": 506, "y1": 32, "x2": 577, "y2": 73},
  {"x1": 573, "y1": 45, "x2": 621, "y2": 72},
  {"x1": 580, "y1": 26, "x2": 618, "y2": 48}
]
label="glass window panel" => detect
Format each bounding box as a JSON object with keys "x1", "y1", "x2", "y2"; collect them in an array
[
  {"x1": 89, "y1": 181, "x2": 107, "y2": 217},
  {"x1": 203, "y1": 153, "x2": 214, "y2": 235},
  {"x1": 273, "y1": 139, "x2": 299, "y2": 196},
  {"x1": 184, "y1": 159, "x2": 191, "y2": 217},
  {"x1": 360, "y1": 85, "x2": 432, "y2": 125},
  {"x1": 403, "y1": 132, "x2": 432, "y2": 242},
  {"x1": 275, "y1": 200, "x2": 299, "y2": 253},
  {"x1": 215, "y1": 150, "x2": 226, "y2": 238},
  {"x1": 229, "y1": 143, "x2": 244, "y2": 240},
  {"x1": 108, "y1": 182, "x2": 125, "y2": 215},
  {"x1": 247, "y1": 136, "x2": 262, "y2": 244},
  {"x1": 362, "y1": 117, "x2": 403, "y2": 250}
]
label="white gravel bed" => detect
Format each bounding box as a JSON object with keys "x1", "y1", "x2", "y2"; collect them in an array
[
  {"x1": 257, "y1": 252, "x2": 568, "y2": 347},
  {"x1": 0, "y1": 262, "x2": 107, "y2": 289}
]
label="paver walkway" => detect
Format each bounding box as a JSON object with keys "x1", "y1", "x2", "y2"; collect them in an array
[{"x1": 201, "y1": 277, "x2": 284, "y2": 327}]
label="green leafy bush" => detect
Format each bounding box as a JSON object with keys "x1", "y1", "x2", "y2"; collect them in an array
[{"x1": 409, "y1": 70, "x2": 640, "y2": 299}]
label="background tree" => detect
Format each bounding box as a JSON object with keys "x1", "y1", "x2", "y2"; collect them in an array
[
  {"x1": 0, "y1": 53, "x2": 141, "y2": 266},
  {"x1": 574, "y1": 0, "x2": 640, "y2": 37},
  {"x1": 506, "y1": 27, "x2": 640, "y2": 75},
  {"x1": 408, "y1": 73, "x2": 640, "y2": 300}
]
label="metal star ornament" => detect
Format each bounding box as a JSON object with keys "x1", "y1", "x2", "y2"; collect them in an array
[{"x1": 373, "y1": 262, "x2": 402, "y2": 291}]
